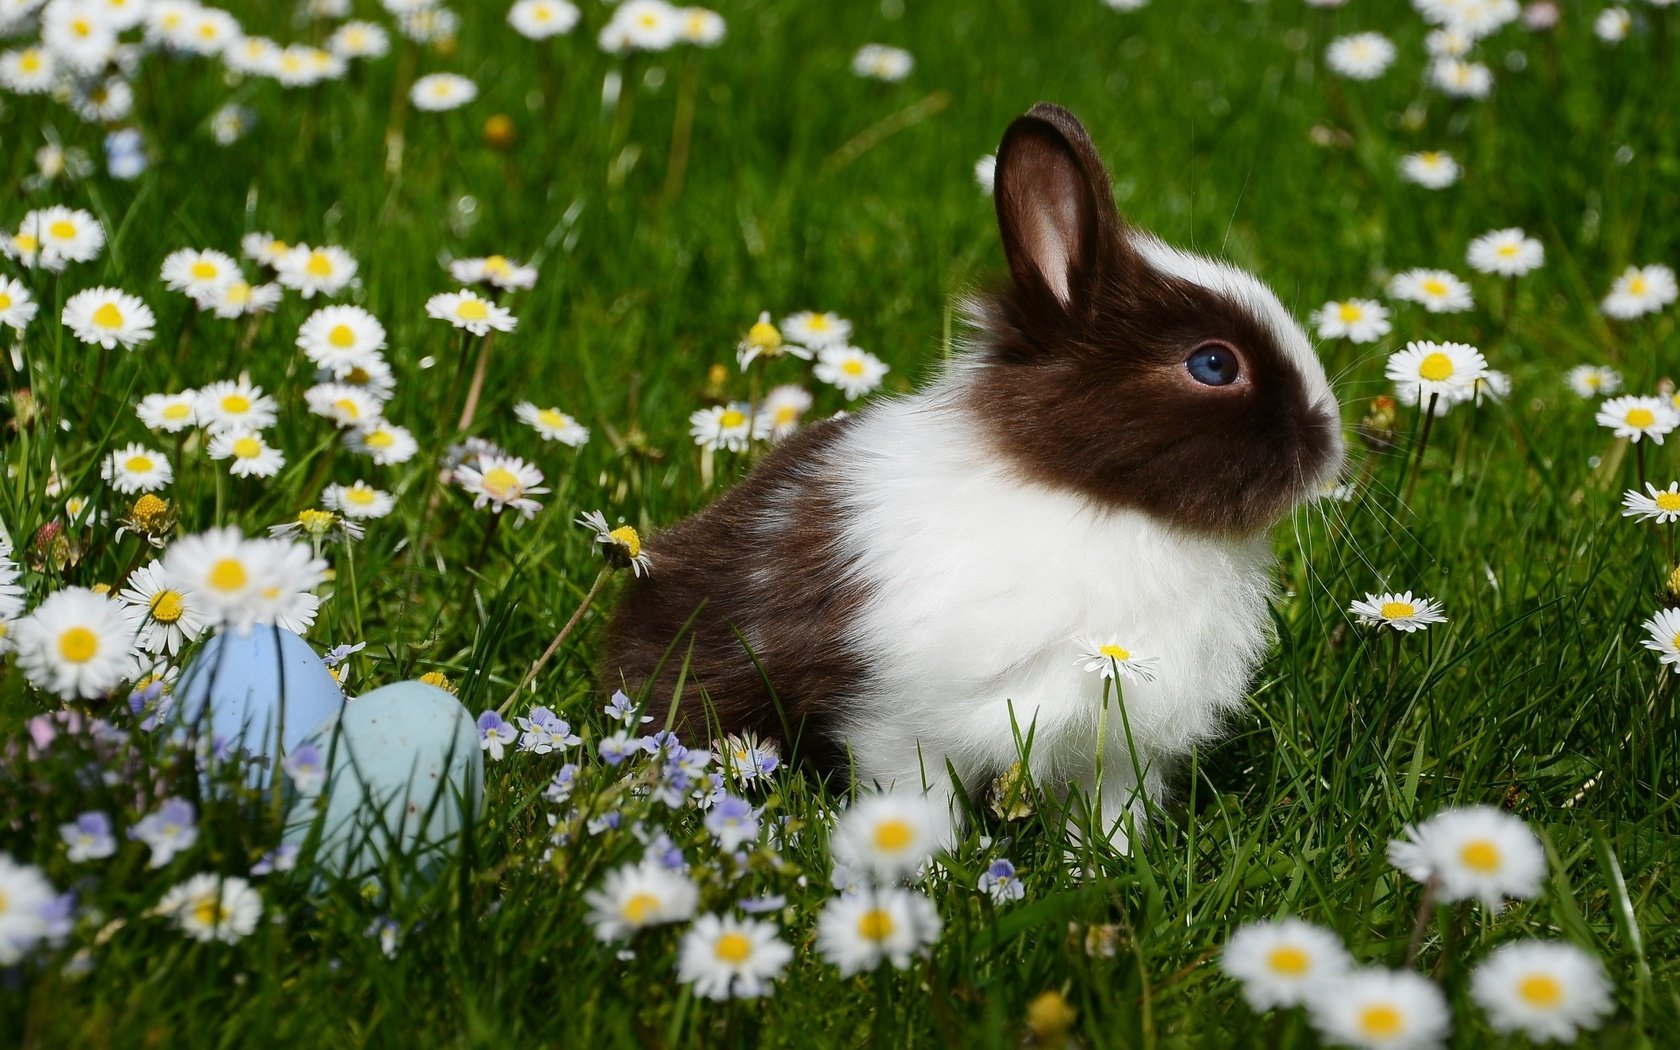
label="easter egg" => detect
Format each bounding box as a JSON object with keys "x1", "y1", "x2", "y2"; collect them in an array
[
  {"x1": 283, "y1": 681, "x2": 484, "y2": 886},
  {"x1": 176, "y1": 626, "x2": 345, "y2": 766}
]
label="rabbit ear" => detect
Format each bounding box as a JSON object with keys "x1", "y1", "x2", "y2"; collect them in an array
[{"x1": 994, "y1": 103, "x2": 1123, "y2": 317}]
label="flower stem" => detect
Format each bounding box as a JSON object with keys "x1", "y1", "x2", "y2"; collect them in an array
[
  {"x1": 1402, "y1": 393, "x2": 1440, "y2": 507},
  {"x1": 1403, "y1": 877, "x2": 1439, "y2": 967},
  {"x1": 499, "y1": 567, "x2": 613, "y2": 715},
  {"x1": 456, "y1": 331, "x2": 497, "y2": 433}
]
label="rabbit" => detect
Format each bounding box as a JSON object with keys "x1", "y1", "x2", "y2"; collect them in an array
[{"x1": 604, "y1": 102, "x2": 1345, "y2": 851}]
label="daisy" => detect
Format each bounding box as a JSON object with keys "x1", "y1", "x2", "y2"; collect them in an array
[
  {"x1": 117, "y1": 561, "x2": 205, "y2": 656},
  {"x1": 425, "y1": 289, "x2": 516, "y2": 335},
  {"x1": 1596, "y1": 395, "x2": 1678, "y2": 443},
  {"x1": 70, "y1": 77, "x2": 133, "y2": 123},
  {"x1": 1565, "y1": 365, "x2": 1621, "y2": 398},
  {"x1": 814, "y1": 345, "x2": 891, "y2": 399},
  {"x1": 0, "y1": 47, "x2": 57, "y2": 95},
  {"x1": 305, "y1": 383, "x2": 384, "y2": 429},
  {"x1": 0, "y1": 275, "x2": 38, "y2": 332},
  {"x1": 852, "y1": 43, "x2": 914, "y2": 82},
  {"x1": 1385, "y1": 341, "x2": 1486, "y2": 402},
  {"x1": 275, "y1": 243, "x2": 358, "y2": 299},
  {"x1": 159, "y1": 247, "x2": 239, "y2": 300},
  {"x1": 515, "y1": 402, "x2": 590, "y2": 446},
  {"x1": 1314, "y1": 299, "x2": 1391, "y2": 344},
  {"x1": 758, "y1": 385, "x2": 813, "y2": 439},
  {"x1": 1638, "y1": 607, "x2": 1680, "y2": 671},
  {"x1": 1466, "y1": 228, "x2": 1543, "y2": 277},
  {"x1": 815, "y1": 887, "x2": 942, "y2": 975},
  {"x1": 334, "y1": 356, "x2": 397, "y2": 402},
  {"x1": 1595, "y1": 7, "x2": 1632, "y2": 42},
  {"x1": 209, "y1": 430, "x2": 285, "y2": 478},
  {"x1": 1305, "y1": 969, "x2": 1451, "y2": 1050},
  {"x1": 157, "y1": 873, "x2": 262, "y2": 944},
  {"x1": 1424, "y1": 27, "x2": 1473, "y2": 57},
  {"x1": 0, "y1": 855, "x2": 56, "y2": 965},
  {"x1": 677, "y1": 914, "x2": 792, "y2": 1000},
  {"x1": 1387, "y1": 805, "x2": 1546, "y2": 910},
  {"x1": 29, "y1": 205, "x2": 106, "y2": 268},
  {"x1": 220, "y1": 34, "x2": 281, "y2": 76},
  {"x1": 296, "y1": 304, "x2": 388, "y2": 377},
  {"x1": 398, "y1": 7, "x2": 459, "y2": 45},
  {"x1": 1388, "y1": 269, "x2": 1474, "y2": 313},
  {"x1": 179, "y1": 6, "x2": 241, "y2": 55},
  {"x1": 245, "y1": 540, "x2": 328, "y2": 632},
  {"x1": 830, "y1": 790, "x2": 946, "y2": 882},
  {"x1": 202, "y1": 280, "x2": 283, "y2": 319},
  {"x1": 577, "y1": 510, "x2": 652, "y2": 576},
  {"x1": 1326, "y1": 32, "x2": 1397, "y2": 80},
  {"x1": 41, "y1": 3, "x2": 118, "y2": 75},
  {"x1": 690, "y1": 403, "x2": 766, "y2": 452},
  {"x1": 1222, "y1": 918, "x2": 1353, "y2": 1010},
  {"x1": 241, "y1": 231, "x2": 291, "y2": 268},
  {"x1": 736, "y1": 311, "x2": 810, "y2": 368},
  {"x1": 1399, "y1": 152, "x2": 1460, "y2": 189},
  {"x1": 12, "y1": 586, "x2": 138, "y2": 699},
  {"x1": 1077, "y1": 637, "x2": 1161, "y2": 683},
  {"x1": 328, "y1": 20, "x2": 390, "y2": 59},
  {"x1": 1430, "y1": 56, "x2": 1493, "y2": 98},
  {"x1": 455, "y1": 454, "x2": 548, "y2": 518},
  {"x1": 1471, "y1": 370, "x2": 1511, "y2": 406},
  {"x1": 679, "y1": 6, "x2": 725, "y2": 45},
  {"x1": 194, "y1": 379, "x2": 279, "y2": 434},
  {"x1": 346, "y1": 421, "x2": 419, "y2": 465},
  {"x1": 781, "y1": 311, "x2": 852, "y2": 349},
  {"x1": 1349, "y1": 591, "x2": 1447, "y2": 633},
  {"x1": 584, "y1": 861, "x2": 698, "y2": 941},
  {"x1": 508, "y1": 0, "x2": 580, "y2": 39},
  {"x1": 1601, "y1": 264, "x2": 1678, "y2": 319},
  {"x1": 101, "y1": 443, "x2": 173, "y2": 494},
  {"x1": 1621, "y1": 482, "x2": 1680, "y2": 524},
  {"x1": 611, "y1": 0, "x2": 683, "y2": 51},
  {"x1": 1471, "y1": 941, "x2": 1613, "y2": 1042},
  {"x1": 323, "y1": 481, "x2": 395, "y2": 520},
  {"x1": 411, "y1": 73, "x2": 477, "y2": 111},
  {"x1": 448, "y1": 254, "x2": 538, "y2": 291},
  {"x1": 62, "y1": 287, "x2": 155, "y2": 350},
  {"x1": 159, "y1": 528, "x2": 281, "y2": 630},
  {"x1": 268, "y1": 509, "x2": 363, "y2": 546},
  {"x1": 137, "y1": 391, "x2": 197, "y2": 433}
]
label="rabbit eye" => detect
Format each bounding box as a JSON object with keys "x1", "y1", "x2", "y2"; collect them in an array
[{"x1": 1185, "y1": 343, "x2": 1240, "y2": 387}]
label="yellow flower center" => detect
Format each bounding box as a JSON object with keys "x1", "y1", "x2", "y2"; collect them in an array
[
  {"x1": 1626, "y1": 408, "x2": 1656, "y2": 429},
  {"x1": 773, "y1": 406, "x2": 798, "y2": 426},
  {"x1": 327, "y1": 324, "x2": 356, "y2": 348},
  {"x1": 1518, "y1": 974, "x2": 1563, "y2": 1008},
  {"x1": 299, "y1": 510, "x2": 337, "y2": 535},
  {"x1": 163, "y1": 402, "x2": 191, "y2": 421},
  {"x1": 1497, "y1": 244, "x2": 1518, "y2": 258},
  {"x1": 1337, "y1": 303, "x2": 1362, "y2": 322},
  {"x1": 719, "y1": 409, "x2": 747, "y2": 429},
  {"x1": 1658, "y1": 493, "x2": 1680, "y2": 512},
  {"x1": 333, "y1": 398, "x2": 361, "y2": 420},
  {"x1": 20, "y1": 50, "x2": 41, "y2": 73},
  {"x1": 481, "y1": 467, "x2": 520, "y2": 499},
  {"x1": 364, "y1": 429, "x2": 395, "y2": 449},
  {"x1": 124, "y1": 455, "x2": 153, "y2": 473},
  {"x1": 1358, "y1": 1005, "x2": 1404, "y2": 1039},
  {"x1": 1380, "y1": 601, "x2": 1416, "y2": 620},
  {"x1": 1671, "y1": 630, "x2": 1680, "y2": 651},
  {"x1": 807, "y1": 314, "x2": 830, "y2": 331},
  {"x1": 873, "y1": 819, "x2": 913, "y2": 852},
  {"x1": 225, "y1": 283, "x2": 251, "y2": 305},
  {"x1": 14, "y1": 233, "x2": 39, "y2": 253},
  {"x1": 150, "y1": 590, "x2": 185, "y2": 623},
  {"x1": 305, "y1": 251, "x2": 334, "y2": 277},
  {"x1": 455, "y1": 298, "x2": 489, "y2": 321},
  {"x1": 638, "y1": 13, "x2": 658, "y2": 28},
  {"x1": 0, "y1": 293, "x2": 9, "y2": 310},
  {"x1": 58, "y1": 626, "x2": 99, "y2": 663},
  {"x1": 190, "y1": 261, "x2": 218, "y2": 279},
  {"x1": 714, "y1": 932, "x2": 752, "y2": 964},
  {"x1": 1417, "y1": 353, "x2": 1454, "y2": 382},
  {"x1": 537, "y1": 408, "x2": 569, "y2": 429},
  {"x1": 131, "y1": 494, "x2": 169, "y2": 527},
  {"x1": 1629, "y1": 275, "x2": 1648, "y2": 296},
  {"x1": 841, "y1": 359, "x2": 865, "y2": 377},
  {"x1": 609, "y1": 525, "x2": 641, "y2": 558},
  {"x1": 1098, "y1": 643, "x2": 1131, "y2": 661},
  {"x1": 484, "y1": 255, "x2": 510, "y2": 275},
  {"x1": 191, "y1": 898, "x2": 228, "y2": 928},
  {"x1": 1459, "y1": 839, "x2": 1501, "y2": 873},
  {"x1": 1421, "y1": 279, "x2": 1448, "y2": 297},
  {"x1": 345, "y1": 487, "x2": 376, "y2": 506},
  {"x1": 72, "y1": 17, "x2": 92, "y2": 36},
  {"x1": 49, "y1": 220, "x2": 77, "y2": 239},
  {"x1": 746, "y1": 320, "x2": 781, "y2": 350},
  {"x1": 91, "y1": 303, "x2": 125, "y2": 329},
  {"x1": 418, "y1": 671, "x2": 453, "y2": 691},
  {"x1": 220, "y1": 394, "x2": 251, "y2": 414},
  {"x1": 621, "y1": 893, "x2": 661, "y2": 925},
  {"x1": 232, "y1": 437, "x2": 263, "y2": 459},
  {"x1": 1267, "y1": 946, "x2": 1310, "y2": 976},
  {"x1": 1585, "y1": 375, "x2": 1602, "y2": 390},
  {"x1": 856, "y1": 908, "x2": 896, "y2": 942}
]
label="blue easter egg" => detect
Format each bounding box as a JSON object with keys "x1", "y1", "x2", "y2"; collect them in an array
[
  {"x1": 176, "y1": 626, "x2": 346, "y2": 765},
  {"x1": 283, "y1": 681, "x2": 484, "y2": 886}
]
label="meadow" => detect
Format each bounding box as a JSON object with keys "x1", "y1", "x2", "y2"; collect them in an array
[{"x1": 1, "y1": 0, "x2": 1678, "y2": 1046}]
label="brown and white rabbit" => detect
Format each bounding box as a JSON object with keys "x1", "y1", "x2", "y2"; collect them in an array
[{"x1": 605, "y1": 103, "x2": 1344, "y2": 849}]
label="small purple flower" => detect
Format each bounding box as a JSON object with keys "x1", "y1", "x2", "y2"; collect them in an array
[
  {"x1": 282, "y1": 744, "x2": 327, "y2": 793},
  {"x1": 60, "y1": 811, "x2": 116, "y2": 863},
  {"x1": 605, "y1": 690, "x2": 653, "y2": 725},
  {"x1": 978, "y1": 858, "x2": 1025, "y2": 904},
  {"x1": 130, "y1": 797, "x2": 197, "y2": 868},
  {"x1": 366, "y1": 918, "x2": 399, "y2": 958},
  {"x1": 598, "y1": 731, "x2": 642, "y2": 766},
  {"x1": 705, "y1": 795, "x2": 761, "y2": 851},
  {"x1": 321, "y1": 642, "x2": 366, "y2": 668},
  {"x1": 738, "y1": 894, "x2": 787, "y2": 915},
  {"x1": 586, "y1": 811, "x2": 621, "y2": 835},
  {"x1": 477, "y1": 710, "x2": 517, "y2": 761},
  {"x1": 40, "y1": 892, "x2": 76, "y2": 946},
  {"x1": 515, "y1": 706, "x2": 582, "y2": 754},
  {"x1": 251, "y1": 843, "x2": 300, "y2": 876},
  {"x1": 642, "y1": 831, "x2": 686, "y2": 871},
  {"x1": 543, "y1": 763, "x2": 579, "y2": 804}
]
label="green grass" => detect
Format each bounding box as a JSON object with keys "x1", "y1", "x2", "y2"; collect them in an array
[{"x1": 3, "y1": 0, "x2": 1679, "y2": 1046}]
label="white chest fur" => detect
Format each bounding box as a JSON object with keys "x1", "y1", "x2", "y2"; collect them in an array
[{"x1": 826, "y1": 378, "x2": 1276, "y2": 801}]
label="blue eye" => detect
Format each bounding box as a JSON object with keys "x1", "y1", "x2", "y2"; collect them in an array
[{"x1": 1186, "y1": 344, "x2": 1240, "y2": 386}]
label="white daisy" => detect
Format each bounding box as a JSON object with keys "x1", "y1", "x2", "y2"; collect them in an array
[
  {"x1": 508, "y1": 0, "x2": 580, "y2": 39},
  {"x1": 137, "y1": 390, "x2": 197, "y2": 433},
  {"x1": 678, "y1": 6, "x2": 725, "y2": 45},
  {"x1": 241, "y1": 231, "x2": 291, "y2": 268},
  {"x1": 1424, "y1": 27, "x2": 1473, "y2": 57},
  {"x1": 1221, "y1": 918, "x2": 1353, "y2": 1010},
  {"x1": 515, "y1": 402, "x2": 589, "y2": 446},
  {"x1": 1596, "y1": 395, "x2": 1678, "y2": 443},
  {"x1": 202, "y1": 279, "x2": 283, "y2": 319},
  {"x1": 1387, "y1": 805, "x2": 1546, "y2": 910},
  {"x1": 159, "y1": 247, "x2": 240, "y2": 300},
  {"x1": 157, "y1": 873, "x2": 262, "y2": 944},
  {"x1": 1471, "y1": 940, "x2": 1613, "y2": 1042},
  {"x1": 208, "y1": 429, "x2": 286, "y2": 478},
  {"x1": 12, "y1": 586, "x2": 138, "y2": 700},
  {"x1": 345, "y1": 421, "x2": 418, "y2": 465},
  {"x1": 42, "y1": 3, "x2": 118, "y2": 75},
  {"x1": 611, "y1": 0, "x2": 683, "y2": 51},
  {"x1": 1639, "y1": 607, "x2": 1680, "y2": 671},
  {"x1": 814, "y1": 345, "x2": 890, "y2": 399},
  {"x1": 758, "y1": 385, "x2": 813, "y2": 439},
  {"x1": 245, "y1": 539, "x2": 328, "y2": 632},
  {"x1": 1466, "y1": 228, "x2": 1543, "y2": 277},
  {"x1": 1430, "y1": 56, "x2": 1493, "y2": 98},
  {"x1": 1314, "y1": 298, "x2": 1391, "y2": 344},
  {"x1": 852, "y1": 43, "x2": 914, "y2": 81},
  {"x1": 1077, "y1": 637, "x2": 1161, "y2": 683},
  {"x1": 1621, "y1": 482, "x2": 1680, "y2": 524},
  {"x1": 101, "y1": 443, "x2": 173, "y2": 493},
  {"x1": 736, "y1": 311, "x2": 810, "y2": 368},
  {"x1": 1595, "y1": 7, "x2": 1632, "y2": 42},
  {"x1": 194, "y1": 379, "x2": 279, "y2": 434},
  {"x1": 1385, "y1": 341, "x2": 1486, "y2": 402},
  {"x1": 781, "y1": 311, "x2": 852, "y2": 349},
  {"x1": 0, "y1": 47, "x2": 57, "y2": 95},
  {"x1": 1326, "y1": 32, "x2": 1397, "y2": 80},
  {"x1": 454, "y1": 453, "x2": 548, "y2": 518},
  {"x1": 0, "y1": 275, "x2": 38, "y2": 332},
  {"x1": 29, "y1": 205, "x2": 105, "y2": 269},
  {"x1": 1305, "y1": 969, "x2": 1452, "y2": 1050},
  {"x1": 1601, "y1": 264, "x2": 1678, "y2": 320},
  {"x1": 62, "y1": 287, "x2": 155, "y2": 350},
  {"x1": 425, "y1": 289, "x2": 516, "y2": 335},
  {"x1": 179, "y1": 6, "x2": 241, "y2": 56},
  {"x1": 411, "y1": 72, "x2": 477, "y2": 111},
  {"x1": 815, "y1": 887, "x2": 941, "y2": 975},
  {"x1": 275, "y1": 243, "x2": 358, "y2": 299},
  {"x1": 328, "y1": 20, "x2": 390, "y2": 59},
  {"x1": 576, "y1": 510, "x2": 651, "y2": 576},
  {"x1": 116, "y1": 560, "x2": 205, "y2": 657},
  {"x1": 1399, "y1": 152, "x2": 1460, "y2": 189},
  {"x1": 830, "y1": 790, "x2": 946, "y2": 882},
  {"x1": 161, "y1": 528, "x2": 309, "y2": 631},
  {"x1": 1388, "y1": 269, "x2": 1473, "y2": 313},
  {"x1": 676, "y1": 913, "x2": 792, "y2": 1000},
  {"x1": 323, "y1": 481, "x2": 395, "y2": 520},
  {"x1": 1349, "y1": 591, "x2": 1448, "y2": 633},
  {"x1": 296, "y1": 304, "x2": 387, "y2": 377},
  {"x1": 0, "y1": 855, "x2": 56, "y2": 965},
  {"x1": 305, "y1": 383, "x2": 384, "y2": 429},
  {"x1": 448, "y1": 254, "x2": 538, "y2": 291},
  {"x1": 1565, "y1": 365, "x2": 1621, "y2": 399},
  {"x1": 584, "y1": 861, "x2": 698, "y2": 941},
  {"x1": 689, "y1": 403, "x2": 766, "y2": 452}
]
